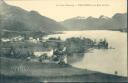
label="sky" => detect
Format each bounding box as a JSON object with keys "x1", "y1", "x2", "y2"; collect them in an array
[{"x1": 5, "y1": 0, "x2": 127, "y2": 21}]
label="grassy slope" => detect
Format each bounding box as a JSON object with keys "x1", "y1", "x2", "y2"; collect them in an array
[
  {"x1": 0, "y1": 57, "x2": 96, "y2": 77},
  {"x1": 0, "y1": 57, "x2": 128, "y2": 82}
]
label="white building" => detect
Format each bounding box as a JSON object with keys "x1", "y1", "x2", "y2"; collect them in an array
[
  {"x1": 42, "y1": 37, "x2": 48, "y2": 42},
  {"x1": 29, "y1": 37, "x2": 39, "y2": 43},
  {"x1": 30, "y1": 46, "x2": 68, "y2": 64},
  {"x1": 1, "y1": 38, "x2": 11, "y2": 42},
  {"x1": 12, "y1": 36, "x2": 24, "y2": 42},
  {"x1": 1, "y1": 36, "x2": 24, "y2": 42},
  {"x1": 33, "y1": 48, "x2": 53, "y2": 57}
]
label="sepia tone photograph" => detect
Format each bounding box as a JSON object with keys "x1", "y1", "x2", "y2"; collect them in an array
[{"x1": 0, "y1": 0, "x2": 127, "y2": 82}]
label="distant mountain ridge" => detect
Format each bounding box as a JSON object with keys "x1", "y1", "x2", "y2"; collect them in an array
[
  {"x1": 0, "y1": 0, "x2": 127, "y2": 32},
  {"x1": 61, "y1": 13, "x2": 127, "y2": 31},
  {"x1": 0, "y1": 0, "x2": 65, "y2": 32}
]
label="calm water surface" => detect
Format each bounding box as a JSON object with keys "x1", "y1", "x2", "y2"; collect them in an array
[{"x1": 45, "y1": 30, "x2": 127, "y2": 77}]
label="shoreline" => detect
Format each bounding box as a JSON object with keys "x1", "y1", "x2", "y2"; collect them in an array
[{"x1": 0, "y1": 57, "x2": 128, "y2": 82}]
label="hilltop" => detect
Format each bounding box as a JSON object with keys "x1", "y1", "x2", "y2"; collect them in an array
[{"x1": 0, "y1": 0, "x2": 65, "y2": 32}]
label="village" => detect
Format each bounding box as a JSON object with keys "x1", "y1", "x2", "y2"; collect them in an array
[
  {"x1": 0, "y1": 35, "x2": 109, "y2": 65},
  {"x1": 0, "y1": 35, "x2": 68, "y2": 64}
]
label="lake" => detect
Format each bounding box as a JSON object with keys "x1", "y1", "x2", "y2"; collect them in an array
[{"x1": 44, "y1": 30, "x2": 127, "y2": 77}]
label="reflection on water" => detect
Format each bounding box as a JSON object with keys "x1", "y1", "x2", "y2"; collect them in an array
[{"x1": 45, "y1": 30, "x2": 127, "y2": 77}]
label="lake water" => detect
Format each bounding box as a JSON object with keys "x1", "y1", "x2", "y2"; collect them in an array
[{"x1": 44, "y1": 30, "x2": 127, "y2": 77}]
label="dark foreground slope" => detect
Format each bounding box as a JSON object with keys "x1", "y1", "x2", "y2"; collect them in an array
[{"x1": 0, "y1": 57, "x2": 128, "y2": 82}]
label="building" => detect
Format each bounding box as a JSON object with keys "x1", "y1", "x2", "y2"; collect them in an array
[
  {"x1": 26, "y1": 47, "x2": 54, "y2": 63},
  {"x1": 27, "y1": 46, "x2": 67, "y2": 64},
  {"x1": 28, "y1": 37, "x2": 40, "y2": 43},
  {"x1": 11, "y1": 36, "x2": 24, "y2": 42},
  {"x1": 1, "y1": 38, "x2": 10, "y2": 42},
  {"x1": 42, "y1": 37, "x2": 48, "y2": 42},
  {"x1": 1, "y1": 36, "x2": 24, "y2": 42},
  {"x1": 32, "y1": 47, "x2": 53, "y2": 57}
]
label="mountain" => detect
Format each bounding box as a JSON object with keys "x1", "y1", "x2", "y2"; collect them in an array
[
  {"x1": 61, "y1": 13, "x2": 127, "y2": 31},
  {"x1": 0, "y1": 0, "x2": 65, "y2": 32},
  {"x1": 0, "y1": 0, "x2": 127, "y2": 32}
]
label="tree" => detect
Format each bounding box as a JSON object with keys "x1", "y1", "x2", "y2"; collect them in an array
[
  {"x1": 65, "y1": 37, "x2": 94, "y2": 55},
  {"x1": 39, "y1": 54, "x2": 48, "y2": 62}
]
